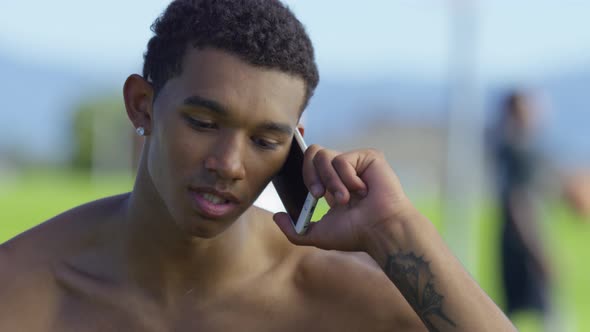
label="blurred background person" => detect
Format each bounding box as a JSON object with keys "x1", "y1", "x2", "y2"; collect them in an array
[{"x1": 491, "y1": 91, "x2": 552, "y2": 328}]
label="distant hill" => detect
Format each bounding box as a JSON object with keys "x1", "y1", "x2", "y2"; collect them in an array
[
  {"x1": 306, "y1": 72, "x2": 590, "y2": 167},
  {"x1": 303, "y1": 77, "x2": 448, "y2": 142},
  {"x1": 1, "y1": 51, "x2": 588, "y2": 166},
  {"x1": 0, "y1": 51, "x2": 114, "y2": 163}
]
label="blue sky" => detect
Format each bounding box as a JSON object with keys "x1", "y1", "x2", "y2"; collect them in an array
[{"x1": 1, "y1": 0, "x2": 589, "y2": 83}]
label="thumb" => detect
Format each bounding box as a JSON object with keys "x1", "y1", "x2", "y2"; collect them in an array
[{"x1": 273, "y1": 212, "x2": 315, "y2": 246}]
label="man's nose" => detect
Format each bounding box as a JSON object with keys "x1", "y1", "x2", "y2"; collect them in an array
[{"x1": 204, "y1": 133, "x2": 246, "y2": 181}]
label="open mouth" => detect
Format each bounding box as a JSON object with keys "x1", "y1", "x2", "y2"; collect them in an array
[
  {"x1": 201, "y1": 192, "x2": 230, "y2": 205},
  {"x1": 189, "y1": 189, "x2": 239, "y2": 219}
]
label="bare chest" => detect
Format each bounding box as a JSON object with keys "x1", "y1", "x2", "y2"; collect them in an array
[{"x1": 49, "y1": 278, "x2": 353, "y2": 332}]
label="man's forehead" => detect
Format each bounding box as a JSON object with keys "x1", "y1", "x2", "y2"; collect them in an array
[{"x1": 166, "y1": 48, "x2": 306, "y2": 121}]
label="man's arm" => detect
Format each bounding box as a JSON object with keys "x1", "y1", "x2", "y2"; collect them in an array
[
  {"x1": 274, "y1": 146, "x2": 516, "y2": 332},
  {"x1": 363, "y1": 203, "x2": 512, "y2": 331}
]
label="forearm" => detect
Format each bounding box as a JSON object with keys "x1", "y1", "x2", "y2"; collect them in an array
[{"x1": 364, "y1": 206, "x2": 515, "y2": 332}]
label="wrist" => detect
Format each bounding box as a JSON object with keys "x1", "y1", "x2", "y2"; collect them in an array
[{"x1": 360, "y1": 199, "x2": 422, "y2": 267}]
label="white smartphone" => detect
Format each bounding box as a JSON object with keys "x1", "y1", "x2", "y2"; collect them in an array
[{"x1": 272, "y1": 130, "x2": 318, "y2": 234}]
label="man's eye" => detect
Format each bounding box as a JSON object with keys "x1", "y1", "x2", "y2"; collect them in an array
[
  {"x1": 186, "y1": 116, "x2": 217, "y2": 130},
  {"x1": 252, "y1": 137, "x2": 279, "y2": 150}
]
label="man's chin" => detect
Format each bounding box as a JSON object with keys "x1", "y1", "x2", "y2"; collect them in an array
[{"x1": 176, "y1": 214, "x2": 238, "y2": 239}]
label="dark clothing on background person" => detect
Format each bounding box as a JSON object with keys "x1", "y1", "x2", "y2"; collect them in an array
[
  {"x1": 500, "y1": 200, "x2": 548, "y2": 315},
  {"x1": 495, "y1": 132, "x2": 548, "y2": 315}
]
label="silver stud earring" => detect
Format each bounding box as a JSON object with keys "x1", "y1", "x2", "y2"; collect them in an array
[{"x1": 136, "y1": 127, "x2": 145, "y2": 136}]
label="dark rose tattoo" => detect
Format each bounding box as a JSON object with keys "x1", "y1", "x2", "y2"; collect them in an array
[{"x1": 385, "y1": 252, "x2": 456, "y2": 332}]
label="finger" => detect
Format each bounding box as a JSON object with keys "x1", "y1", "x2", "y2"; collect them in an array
[
  {"x1": 313, "y1": 148, "x2": 350, "y2": 205},
  {"x1": 331, "y1": 153, "x2": 368, "y2": 196},
  {"x1": 324, "y1": 191, "x2": 337, "y2": 208},
  {"x1": 272, "y1": 212, "x2": 316, "y2": 246},
  {"x1": 302, "y1": 144, "x2": 325, "y2": 198}
]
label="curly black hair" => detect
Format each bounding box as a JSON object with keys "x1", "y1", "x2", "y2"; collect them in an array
[{"x1": 143, "y1": 0, "x2": 319, "y2": 108}]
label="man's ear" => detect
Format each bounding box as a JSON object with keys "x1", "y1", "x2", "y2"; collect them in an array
[
  {"x1": 296, "y1": 124, "x2": 305, "y2": 137},
  {"x1": 123, "y1": 74, "x2": 154, "y2": 135}
]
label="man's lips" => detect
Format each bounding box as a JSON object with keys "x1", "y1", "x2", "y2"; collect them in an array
[
  {"x1": 189, "y1": 186, "x2": 241, "y2": 204},
  {"x1": 188, "y1": 187, "x2": 241, "y2": 219}
]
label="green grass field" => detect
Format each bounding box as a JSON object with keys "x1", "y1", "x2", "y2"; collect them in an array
[{"x1": 1, "y1": 170, "x2": 589, "y2": 331}]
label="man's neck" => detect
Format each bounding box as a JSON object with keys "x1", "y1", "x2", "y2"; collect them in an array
[{"x1": 119, "y1": 170, "x2": 267, "y2": 307}]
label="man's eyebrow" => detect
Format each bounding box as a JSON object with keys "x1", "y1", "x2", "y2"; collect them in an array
[
  {"x1": 182, "y1": 95, "x2": 228, "y2": 116},
  {"x1": 257, "y1": 121, "x2": 293, "y2": 136}
]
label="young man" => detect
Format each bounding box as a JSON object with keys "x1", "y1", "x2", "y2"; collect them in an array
[{"x1": 0, "y1": 1, "x2": 515, "y2": 331}]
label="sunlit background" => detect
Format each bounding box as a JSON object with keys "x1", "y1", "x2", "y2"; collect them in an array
[{"x1": 1, "y1": 1, "x2": 589, "y2": 331}]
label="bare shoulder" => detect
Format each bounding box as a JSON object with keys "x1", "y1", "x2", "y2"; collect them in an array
[
  {"x1": 0, "y1": 194, "x2": 128, "y2": 330},
  {"x1": 295, "y1": 248, "x2": 426, "y2": 331},
  {"x1": 249, "y1": 208, "x2": 425, "y2": 330},
  {"x1": 3, "y1": 193, "x2": 129, "y2": 262}
]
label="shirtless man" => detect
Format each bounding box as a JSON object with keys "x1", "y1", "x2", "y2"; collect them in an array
[{"x1": 0, "y1": 1, "x2": 515, "y2": 331}]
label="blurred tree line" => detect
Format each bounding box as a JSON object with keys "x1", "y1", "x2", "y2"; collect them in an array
[{"x1": 70, "y1": 95, "x2": 136, "y2": 173}]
